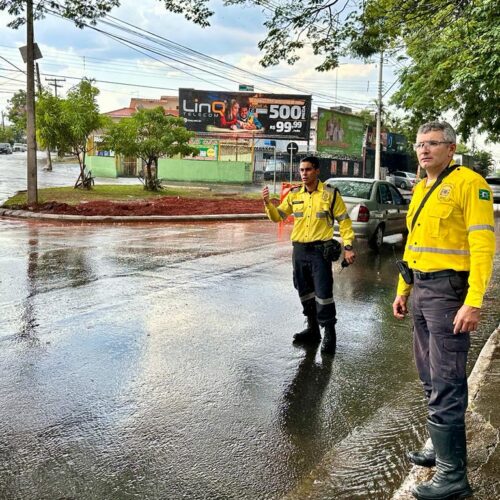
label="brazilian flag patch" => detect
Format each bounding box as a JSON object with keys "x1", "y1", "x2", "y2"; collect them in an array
[{"x1": 479, "y1": 189, "x2": 490, "y2": 201}]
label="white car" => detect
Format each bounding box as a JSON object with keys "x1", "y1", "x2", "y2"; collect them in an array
[
  {"x1": 325, "y1": 177, "x2": 410, "y2": 250},
  {"x1": 12, "y1": 143, "x2": 27, "y2": 152}
]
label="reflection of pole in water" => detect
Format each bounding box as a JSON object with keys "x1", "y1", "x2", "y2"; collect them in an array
[{"x1": 19, "y1": 226, "x2": 40, "y2": 340}]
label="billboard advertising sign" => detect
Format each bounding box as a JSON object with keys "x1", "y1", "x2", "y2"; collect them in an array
[
  {"x1": 316, "y1": 108, "x2": 365, "y2": 156},
  {"x1": 179, "y1": 88, "x2": 311, "y2": 140},
  {"x1": 365, "y1": 127, "x2": 408, "y2": 152}
]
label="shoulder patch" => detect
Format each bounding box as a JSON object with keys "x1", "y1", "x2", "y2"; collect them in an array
[{"x1": 479, "y1": 189, "x2": 491, "y2": 201}]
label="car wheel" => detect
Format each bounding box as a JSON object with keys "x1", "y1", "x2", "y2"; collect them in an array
[
  {"x1": 368, "y1": 225, "x2": 384, "y2": 251},
  {"x1": 399, "y1": 181, "x2": 407, "y2": 189}
]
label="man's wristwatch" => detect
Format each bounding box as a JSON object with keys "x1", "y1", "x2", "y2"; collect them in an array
[{"x1": 344, "y1": 245, "x2": 353, "y2": 251}]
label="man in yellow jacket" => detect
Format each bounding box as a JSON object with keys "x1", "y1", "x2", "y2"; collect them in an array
[
  {"x1": 392, "y1": 121, "x2": 495, "y2": 499},
  {"x1": 262, "y1": 156, "x2": 355, "y2": 354}
]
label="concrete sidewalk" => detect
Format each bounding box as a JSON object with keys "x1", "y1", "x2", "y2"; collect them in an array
[{"x1": 394, "y1": 324, "x2": 500, "y2": 499}]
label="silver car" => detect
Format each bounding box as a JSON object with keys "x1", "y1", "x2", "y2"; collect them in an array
[
  {"x1": 485, "y1": 176, "x2": 500, "y2": 203},
  {"x1": 325, "y1": 177, "x2": 409, "y2": 250},
  {"x1": 387, "y1": 170, "x2": 417, "y2": 190}
]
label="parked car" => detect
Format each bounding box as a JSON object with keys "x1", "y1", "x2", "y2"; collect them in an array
[
  {"x1": 324, "y1": 177, "x2": 409, "y2": 250},
  {"x1": 387, "y1": 170, "x2": 417, "y2": 190},
  {"x1": 263, "y1": 159, "x2": 287, "y2": 180},
  {"x1": 485, "y1": 176, "x2": 500, "y2": 203},
  {"x1": 12, "y1": 143, "x2": 27, "y2": 152},
  {"x1": 0, "y1": 143, "x2": 13, "y2": 154}
]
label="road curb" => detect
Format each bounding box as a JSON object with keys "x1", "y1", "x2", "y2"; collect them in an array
[
  {"x1": 0, "y1": 208, "x2": 268, "y2": 222},
  {"x1": 392, "y1": 324, "x2": 500, "y2": 499}
]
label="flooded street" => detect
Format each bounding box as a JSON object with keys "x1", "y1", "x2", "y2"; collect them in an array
[{"x1": 0, "y1": 157, "x2": 499, "y2": 499}]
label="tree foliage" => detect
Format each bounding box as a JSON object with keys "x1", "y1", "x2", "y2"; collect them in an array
[
  {"x1": 0, "y1": 0, "x2": 213, "y2": 29},
  {"x1": 103, "y1": 107, "x2": 199, "y2": 191},
  {"x1": 36, "y1": 79, "x2": 106, "y2": 188},
  {"x1": 6, "y1": 89, "x2": 27, "y2": 136},
  {"x1": 224, "y1": 0, "x2": 499, "y2": 142},
  {"x1": 473, "y1": 150, "x2": 494, "y2": 178}
]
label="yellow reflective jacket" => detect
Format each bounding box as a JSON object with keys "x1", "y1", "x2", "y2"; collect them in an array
[
  {"x1": 397, "y1": 166, "x2": 495, "y2": 308},
  {"x1": 264, "y1": 180, "x2": 355, "y2": 245}
]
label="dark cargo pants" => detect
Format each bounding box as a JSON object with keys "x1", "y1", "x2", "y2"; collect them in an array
[
  {"x1": 292, "y1": 242, "x2": 336, "y2": 326},
  {"x1": 411, "y1": 273, "x2": 470, "y2": 425}
]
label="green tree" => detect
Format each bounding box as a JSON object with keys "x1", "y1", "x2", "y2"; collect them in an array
[
  {"x1": 36, "y1": 79, "x2": 106, "y2": 188},
  {"x1": 0, "y1": 125, "x2": 18, "y2": 143},
  {"x1": 473, "y1": 150, "x2": 494, "y2": 178},
  {"x1": 103, "y1": 107, "x2": 199, "y2": 191},
  {"x1": 224, "y1": 0, "x2": 499, "y2": 142},
  {"x1": 36, "y1": 90, "x2": 64, "y2": 154},
  {"x1": 6, "y1": 89, "x2": 27, "y2": 138},
  {"x1": 0, "y1": 0, "x2": 213, "y2": 28}
]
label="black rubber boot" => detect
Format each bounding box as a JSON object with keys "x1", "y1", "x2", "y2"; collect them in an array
[
  {"x1": 412, "y1": 420, "x2": 472, "y2": 500},
  {"x1": 408, "y1": 438, "x2": 436, "y2": 467},
  {"x1": 320, "y1": 321, "x2": 336, "y2": 355},
  {"x1": 293, "y1": 315, "x2": 321, "y2": 344}
]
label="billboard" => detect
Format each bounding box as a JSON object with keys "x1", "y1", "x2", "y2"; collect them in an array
[
  {"x1": 365, "y1": 127, "x2": 408, "y2": 152},
  {"x1": 179, "y1": 89, "x2": 311, "y2": 140},
  {"x1": 316, "y1": 108, "x2": 365, "y2": 156}
]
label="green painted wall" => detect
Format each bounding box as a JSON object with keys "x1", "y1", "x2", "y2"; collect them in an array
[
  {"x1": 86, "y1": 156, "x2": 118, "y2": 178},
  {"x1": 158, "y1": 158, "x2": 252, "y2": 183}
]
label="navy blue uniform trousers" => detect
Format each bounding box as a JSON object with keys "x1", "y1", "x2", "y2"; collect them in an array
[
  {"x1": 292, "y1": 242, "x2": 336, "y2": 326},
  {"x1": 411, "y1": 273, "x2": 470, "y2": 425}
]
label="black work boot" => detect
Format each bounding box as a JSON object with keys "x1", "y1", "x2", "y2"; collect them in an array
[
  {"x1": 412, "y1": 420, "x2": 472, "y2": 500},
  {"x1": 408, "y1": 438, "x2": 436, "y2": 467},
  {"x1": 293, "y1": 316, "x2": 321, "y2": 344},
  {"x1": 320, "y1": 321, "x2": 336, "y2": 355}
]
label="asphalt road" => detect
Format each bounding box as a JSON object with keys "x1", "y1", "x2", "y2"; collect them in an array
[{"x1": 1, "y1": 153, "x2": 499, "y2": 499}]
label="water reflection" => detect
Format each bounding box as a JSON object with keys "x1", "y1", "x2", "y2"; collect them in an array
[
  {"x1": 279, "y1": 347, "x2": 334, "y2": 478},
  {"x1": 19, "y1": 226, "x2": 40, "y2": 342}
]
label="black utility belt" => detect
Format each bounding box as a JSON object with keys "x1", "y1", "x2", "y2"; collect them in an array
[
  {"x1": 292, "y1": 240, "x2": 326, "y2": 248},
  {"x1": 413, "y1": 269, "x2": 469, "y2": 281}
]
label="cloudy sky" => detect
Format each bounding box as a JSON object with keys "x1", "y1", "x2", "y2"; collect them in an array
[{"x1": 0, "y1": 0, "x2": 395, "y2": 114}]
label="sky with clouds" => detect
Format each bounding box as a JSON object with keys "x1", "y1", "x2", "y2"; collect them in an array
[
  {"x1": 0, "y1": 0, "x2": 390, "y2": 112},
  {"x1": 0, "y1": 0, "x2": 497, "y2": 160}
]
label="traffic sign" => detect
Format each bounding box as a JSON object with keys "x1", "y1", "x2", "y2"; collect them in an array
[{"x1": 286, "y1": 142, "x2": 299, "y2": 155}]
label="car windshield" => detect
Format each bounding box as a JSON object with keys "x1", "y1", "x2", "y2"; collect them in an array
[{"x1": 327, "y1": 180, "x2": 373, "y2": 199}]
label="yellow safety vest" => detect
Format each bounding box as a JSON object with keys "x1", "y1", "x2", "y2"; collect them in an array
[
  {"x1": 397, "y1": 166, "x2": 495, "y2": 308},
  {"x1": 265, "y1": 180, "x2": 355, "y2": 245}
]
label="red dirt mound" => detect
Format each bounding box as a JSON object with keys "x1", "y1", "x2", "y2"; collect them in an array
[{"x1": 26, "y1": 196, "x2": 268, "y2": 216}]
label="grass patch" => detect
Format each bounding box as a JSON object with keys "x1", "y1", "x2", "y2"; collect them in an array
[{"x1": 2, "y1": 184, "x2": 263, "y2": 207}]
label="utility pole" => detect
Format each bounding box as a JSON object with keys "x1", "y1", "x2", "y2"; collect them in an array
[
  {"x1": 26, "y1": 0, "x2": 37, "y2": 205},
  {"x1": 45, "y1": 77, "x2": 65, "y2": 98},
  {"x1": 374, "y1": 51, "x2": 383, "y2": 180},
  {"x1": 1, "y1": 110, "x2": 5, "y2": 130},
  {"x1": 36, "y1": 63, "x2": 53, "y2": 171}
]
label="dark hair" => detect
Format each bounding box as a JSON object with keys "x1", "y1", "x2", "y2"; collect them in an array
[{"x1": 301, "y1": 156, "x2": 320, "y2": 169}]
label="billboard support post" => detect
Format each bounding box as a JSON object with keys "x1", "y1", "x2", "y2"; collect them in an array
[
  {"x1": 289, "y1": 151, "x2": 293, "y2": 183},
  {"x1": 273, "y1": 146, "x2": 277, "y2": 194}
]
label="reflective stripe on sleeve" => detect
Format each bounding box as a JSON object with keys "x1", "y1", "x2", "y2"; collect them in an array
[
  {"x1": 278, "y1": 209, "x2": 288, "y2": 219},
  {"x1": 300, "y1": 292, "x2": 316, "y2": 303},
  {"x1": 316, "y1": 211, "x2": 328, "y2": 218},
  {"x1": 336, "y1": 212, "x2": 350, "y2": 221},
  {"x1": 408, "y1": 245, "x2": 470, "y2": 255},
  {"x1": 316, "y1": 296, "x2": 335, "y2": 305},
  {"x1": 468, "y1": 224, "x2": 495, "y2": 232},
  {"x1": 294, "y1": 212, "x2": 304, "y2": 217}
]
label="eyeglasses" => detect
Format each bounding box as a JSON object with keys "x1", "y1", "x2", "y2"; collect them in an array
[{"x1": 413, "y1": 141, "x2": 453, "y2": 151}]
